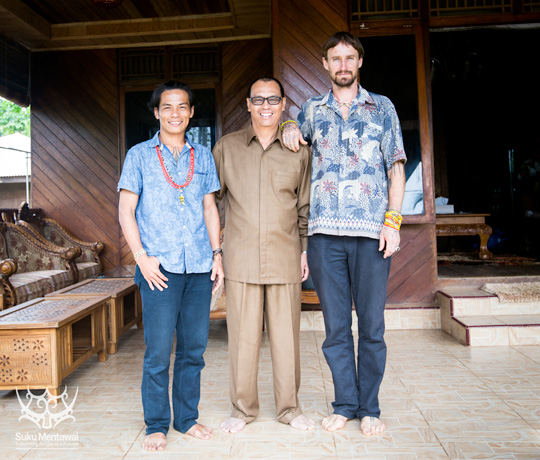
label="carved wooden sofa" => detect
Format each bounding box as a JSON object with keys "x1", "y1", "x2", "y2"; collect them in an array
[
  {"x1": 16, "y1": 202, "x2": 104, "y2": 282},
  {"x1": 0, "y1": 222, "x2": 80, "y2": 310}
]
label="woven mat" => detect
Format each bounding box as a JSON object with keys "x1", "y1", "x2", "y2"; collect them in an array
[
  {"x1": 438, "y1": 253, "x2": 540, "y2": 265},
  {"x1": 481, "y1": 281, "x2": 540, "y2": 303}
]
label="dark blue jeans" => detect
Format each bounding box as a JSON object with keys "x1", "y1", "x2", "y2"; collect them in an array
[
  {"x1": 308, "y1": 234, "x2": 391, "y2": 419},
  {"x1": 135, "y1": 266, "x2": 212, "y2": 435}
]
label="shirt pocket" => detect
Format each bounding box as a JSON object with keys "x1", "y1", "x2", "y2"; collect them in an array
[
  {"x1": 276, "y1": 170, "x2": 298, "y2": 180},
  {"x1": 272, "y1": 169, "x2": 299, "y2": 202},
  {"x1": 190, "y1": 171, "x2": 208, "y2": 197}
]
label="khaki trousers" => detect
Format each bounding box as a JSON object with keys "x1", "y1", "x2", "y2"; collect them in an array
[{"x1": 225, "y1": 279, "x2": 303, "y2": 424}]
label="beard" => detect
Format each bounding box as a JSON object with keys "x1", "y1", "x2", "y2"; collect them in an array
[{"x1": 332, "y1": 71, "x2": 358, "y2": 88}]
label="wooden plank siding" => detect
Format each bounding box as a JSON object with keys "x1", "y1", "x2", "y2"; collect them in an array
[
  {"x1": 387, "y1": 224, "x2": 437, "y2": 304},
  {"x1": 273, "y1": 0, "x2": 438, "y2": 305},
  {"x1": 221, "y1": 39, "x2": 273, "y2": 135},
  {"x1": 0, "y1": 35, "x2": 30, "y2": 106},
  {"x1": 31, "y1": 50, "x2": 121, "y2": 271},
  {"x1": 274, "y1": 0, "x2": 347, "y2": 120}
]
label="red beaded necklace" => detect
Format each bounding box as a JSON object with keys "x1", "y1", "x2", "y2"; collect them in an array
[{"x1": 155, "y1": 144, "x2": 195, "y2": 204}]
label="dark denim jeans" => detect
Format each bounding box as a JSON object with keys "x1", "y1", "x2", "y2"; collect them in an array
[
  {"x1": 308, "y1": 234, "x2": 391, "y2": 419},
  {"x1": 135, "y1": 266, "x2": 212, "y2": 435}
]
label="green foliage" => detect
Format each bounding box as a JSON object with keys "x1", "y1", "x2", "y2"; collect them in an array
[{"x1": 0, "y1": 97, "x2": 31, "y2": 136}]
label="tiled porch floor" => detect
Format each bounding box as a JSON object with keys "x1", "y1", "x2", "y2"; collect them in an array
[{"x1": 2, "y1": 321, "x2": 540, "y2": 459}]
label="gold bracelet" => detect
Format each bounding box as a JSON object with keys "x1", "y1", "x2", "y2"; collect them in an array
[{"x1": 281, "y1": 120, "x2": 297, "y2": 130}]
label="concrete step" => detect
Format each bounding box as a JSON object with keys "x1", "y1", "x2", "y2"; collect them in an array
[
  {"x1": 437, "y1": 287, "x2": 540, "y2": 346},
  {"x1": 438, "y1": 287, "x2": 540, "y2": 316}
]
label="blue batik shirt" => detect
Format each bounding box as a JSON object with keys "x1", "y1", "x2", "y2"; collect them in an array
[
  {"x1": 298, "y1": 85, "x2": 407, "y2": 240},
  {"x1": 118, "y1": 131, "x2": 220, "y2": 274}
]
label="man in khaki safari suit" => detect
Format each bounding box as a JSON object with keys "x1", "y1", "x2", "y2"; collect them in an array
[{"x1": 212, "y1": 77, "x2": 314, "y2": 433}]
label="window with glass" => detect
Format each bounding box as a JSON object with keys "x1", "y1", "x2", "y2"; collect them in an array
[
  {"x1": 360, "y1": 34, "x2": 424, "y2": 215},
  {"x1": 125, "y1": 88, "x2": 217, "y2": 153}
]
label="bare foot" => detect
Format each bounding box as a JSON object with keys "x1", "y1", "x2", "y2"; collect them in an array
[
  {"x1": 360, "y1": 416, "x2": 385, "y2": 436},
  {"x1": 289, "y1": 414, "x2": 315, "y2": 430},
  {"x1": 142, "y1": 432, "x2": 167, "y2": 451},
  {"x1": 186, "y1": 423, "x2": 214, "y2": 440},
  {"x1": 321, "y1": 414, "x2": 348, "y2": 432},
  {"x1": 220, "y1": 417, "x2": 246, "y2": 433}
]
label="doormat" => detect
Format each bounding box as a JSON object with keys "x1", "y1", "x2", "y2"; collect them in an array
[
  {"x1": 481, "y1": 282, "x2": 540, "y2": 303},
  {"x1": 438, "y1": 253, "x2": 540, "y2": 265}
]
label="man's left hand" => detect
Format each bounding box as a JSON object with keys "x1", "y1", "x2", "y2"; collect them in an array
[
  {"x1": 379, "y1": 226, "x2": 401, "y2": 259},
  {"x1": 301, "y1": 252, "x2": 309, "y2": 281},
  {"x1": 211, "y1": 256, "x2": 224, "y2": 294}
]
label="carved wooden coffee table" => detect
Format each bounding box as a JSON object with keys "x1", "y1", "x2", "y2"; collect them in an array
[
  {"x1": 436, "y1": 213, "x2": 493, "y2": 260},
  {"x1": 0, "y1": 296, "x2": 108, "y2": 395},
  {"x1": 46, "y1": 278, "x2": 142, "y2": 354}
]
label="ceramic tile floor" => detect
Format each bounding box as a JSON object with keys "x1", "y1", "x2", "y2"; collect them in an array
[{"x1": 2, "y1": 321, "x2": 540, "y2": 460}]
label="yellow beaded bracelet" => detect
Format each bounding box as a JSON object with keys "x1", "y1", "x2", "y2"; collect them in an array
[
  {"x1": 133, "y1": 249, "x2": 147, "y2": 261},
  {"x1": 383, "y1": 210, "x2": 403, "y2": 231},
  {"x1": 386, "y1": 210, "x2": 403, "y2": 222},
  {"x1": 280, "y1": 120, "x2": 297, "y2": 130}
]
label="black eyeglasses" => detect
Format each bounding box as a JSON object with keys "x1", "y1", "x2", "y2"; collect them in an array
[{"x1": 249, "y1": 96, "x2": 283, "y2": 106}]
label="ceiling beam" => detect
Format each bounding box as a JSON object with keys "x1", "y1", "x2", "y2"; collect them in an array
[
  {"x1": 51, "y1": 13, "x2": 234, "y2": 41},
  {"x1": 0, "y1": 0, "x2": 51, "y2": 38},
  {"x1": 32, "y1": 30, "x2": 270, "y2": 52}
]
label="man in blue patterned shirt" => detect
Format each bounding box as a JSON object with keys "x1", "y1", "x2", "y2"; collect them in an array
[
  {"x1": 118, "y1": 81, "x2": 223, "y2": 450},
  {"x1": 283, "y1": 32, "x2": 407, "y2": 436}
]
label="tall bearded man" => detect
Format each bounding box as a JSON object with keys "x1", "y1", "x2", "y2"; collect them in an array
[{"x1": 282, "y1": 32, "x2": 407, "y2": 436}]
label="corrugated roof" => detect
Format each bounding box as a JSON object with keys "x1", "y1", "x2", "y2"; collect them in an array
[{"x1": 0, "y1": 133, "x2": 31, "y2": 177}]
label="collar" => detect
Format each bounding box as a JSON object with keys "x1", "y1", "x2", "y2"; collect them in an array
[
  {"x1": 152, "y1": 130, "x2": 192, "y2": 152},
  {"x1": 319, "y1": 84, "x2": 377, "y2": 109},
  {"x1": 245, "y1": 124, "x2": 284, "y2": 148}
]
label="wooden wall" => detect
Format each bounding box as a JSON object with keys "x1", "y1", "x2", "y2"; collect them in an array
[
  {"x1": 221, "y1": 39, "x2": 273, "y2": 135},
  {"x1": 31, "y1": 50, "x2": 121, "y2": 271},
  {"x1": 0, "y1": 35, "x2": 30, "y2": 107},
  {"x1": 273, "y1": 0, "x2": 347, "y2": 121},
  {"x1": 273, "y1": 0, "x2": 438, "y2": 305}
]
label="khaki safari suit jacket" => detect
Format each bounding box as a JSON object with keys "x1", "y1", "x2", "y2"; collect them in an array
[{"x1": 212, "y1": 125, "x2": 311, "y2": 285}]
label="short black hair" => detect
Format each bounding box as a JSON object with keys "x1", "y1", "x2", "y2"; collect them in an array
[
  {"x1": 147, "y1": 80, "x2": 194, "y2": 113},
  {"x1": 247, "y1": 77, "x2": 285, "y2": 98},
  {"x1": 322, "y1": 32, "x2": 364, "y2": 60}
]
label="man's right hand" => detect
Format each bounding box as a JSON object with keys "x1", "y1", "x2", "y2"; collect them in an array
[
  {"x1": 137, "y1": 254, "x2": 169, "y2": 291},
  {"x1": 282, "y1": 122, "x2": 308, "y2": 152}
]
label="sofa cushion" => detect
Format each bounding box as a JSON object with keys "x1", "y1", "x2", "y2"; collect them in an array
[
  {"x1": 77, "y1": 262, "x2": 101, "y2": 282},
  {"x1": 4, "y1": 231, "x2": 64, "y2": 272},
  {"x1": 42, "y1": 226, "x2": 95, "y2": 263},
  {"x1": 10, "y1": 270, "x2": 72, "y2": 305}
]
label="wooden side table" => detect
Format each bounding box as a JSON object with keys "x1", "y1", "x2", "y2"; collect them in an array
[
  {"x1": 0, "y1": 296, "x2": 108, "y2": 395},
  {"x1": 436, "y1": 213, "x2": 493, "y2": 260},
  {"x1": 46, "y1": 278, "x2": 142, "y2": 354}
]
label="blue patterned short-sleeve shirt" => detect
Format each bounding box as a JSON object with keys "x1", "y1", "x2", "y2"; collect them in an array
[
  {"x1": 298, "y1": 85, "x2": 407, "y2": 240},
  {"x1": 118, "y1": 131, "x2": 220, "y2": 274}
]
